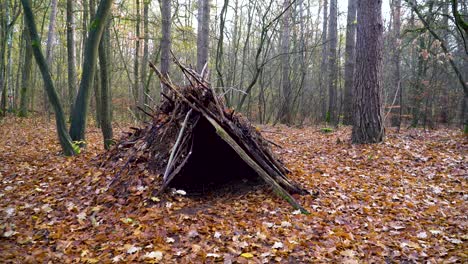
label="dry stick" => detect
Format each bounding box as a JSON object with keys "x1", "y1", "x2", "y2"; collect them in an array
[
  {"x1": 163, "y1": 109, "x2": 193, "y2": 182},
  {"x1": 204, "y1": 115, "x2": 309, "y2": 214},
  {"x1": 157, "y1": 137, "x2": 195, "y2": 195},
  {"x1": 171, "y1": 54, "x2": 225, "y2": 119}
]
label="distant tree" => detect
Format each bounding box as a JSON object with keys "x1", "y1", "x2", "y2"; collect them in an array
[
  {"x1": 134, "y1": 0, "x2": 141, "y2": 116},
  {"x1": 327, "y1": 0, "x2": 338, "y2": 125},
  {"x1": 390, "y1": 0, "x2": 402, "y2": 130},
  {"x1": 279, "y1": 0, "x2": 292, "y2": 125},
  {"x1": 160, "y1": 0, "x2": 171, "y2": 94},
  {"x1": 43, "y1": 0, "x2": 58, "y2": 115},
  {"x1": 197, "y1": 0, "x2": 210, "y2": 73},
  {"x1": 319, "y1": 0, "x2": 329, "y2": 121},
  {"x1": 19, "y1": 19, "x2": 32, "y2": 117},
  {"x1": 99, "y1": 24, "x2": 113, "y2": 149},
  {"x1": 352, "y1": 0, "x2": 384, "y2": 143},
  {"x1": 343, "y1": 0, "x2": 357, "y2": 125},
  {"x1": 215, "y1": 0, "x2": 229, "y2": 99},
  {"x1": 66, "y1": 0, "x2": 77, "y2": 111}
]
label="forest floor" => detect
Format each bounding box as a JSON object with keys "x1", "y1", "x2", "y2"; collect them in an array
[{"x1": 0, "y1": 117, "x2": 466, "y2": 263}]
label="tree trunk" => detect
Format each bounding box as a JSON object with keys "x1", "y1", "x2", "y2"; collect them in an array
[
  {"x1": 215, "y1": 0, "x2": 228, "y2": 102},
  {"x1": 134, "y1": 0, "x2": 141, "y2": 115},
  {"x1": 319, "y1": 0, "x2": 329, "y2": 121},
  {"x1": 390, "y1": 0, "x2": 402, "y2": 130},
  {"x1": 21, "y1": 0, "x2": 76, "y2": 156},
  {"x1": 141, "y1": 0, "x2": 149, "y2": 107},
  {"x1": 197, "y1": 0, "x2": 210, "y2": 73},
  {"x1": 0, "y1": 0, "x2": 7, "y2": 117},
  {"x1": 69, "y1": 0, "x2": 113, "y2": 143},
  {"x1": 351, "y1": 0, "x2": 384, "y2": 144},
  {"x1": 44, "y1": 0, "x2": 58, "y2": 115},
  {"x1": 327, "y1": 0, "x2": 338, "y2": 125},
  {"x1": 343, "y1": 0, "x2": 357, "y2": 125},
  {"x1": 67, "y1": 0, "x2": 77, "y2": 112},
  {"x1": 160, "y1": 0, "x2": 171, "y2": 95},
  {"x1": 19, "y1": 19, "x2": 32, "y2": 117},
  {"x1": 279, "y1": 0, "x2": 292, "y2": 125},
  {"x1": 99, "y1": 24, "x2": 113, "y2": 149},
  {"x1": 89, "y1": 0, "x2": 101, "y2": 128}
]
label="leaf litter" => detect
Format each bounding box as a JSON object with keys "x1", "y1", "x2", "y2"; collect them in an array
[{"x1": 0, "y1": 117, "x2": 466, "y2": 262}]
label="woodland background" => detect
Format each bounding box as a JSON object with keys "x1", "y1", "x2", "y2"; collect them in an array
[{"x1": 0, "y1": 0, "x2": 467, "y2": 132}]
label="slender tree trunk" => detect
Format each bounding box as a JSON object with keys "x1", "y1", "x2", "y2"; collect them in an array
[
  {"x1": 67, "y1": 0, "x2": 77, "y2": 112},
  {"x1": 134, "y1": 0, "x2": 141, "y2": 115},
  {"x1": 81, "y1": 0, "x2": 89, "y2": 66},
  {"x1": 19, "y1": 19, "x2": 32, "y2": 117},
  {"x1": 327, "y1": 0, "x2": 338, "y2": 125},
  {"x1": 21, "y1": 0, "x2": 76, "y2": 155},
  {"x1": 279, "y1": 0, "x2": 292, "y2": 125},
  {"x1": 99, "y1": 23, "x2": 113, "y2": 149},
  {"x1": 141, "y1": 0, "x2": 149, "y2": 107},
  {"x1": 343, "y1": 0, "x2": 357, "y2": 125},
  {"x1": 69, "y1": 0, "x2": 114, "y2": 143},
  {"x1": 390, "y1": 0, "x2": 402, "y2": 129},
  {"x1": 411, "y1": 38, "x2": 428, "y2": 127},
  {"x1": 319, "y1": 0, "x2": 329, "y2": 121},
  {"x1": 89, "y1": 0, "x2": 101, "y2": 127},
  {"x1": 351, "y1": 0, "x2": 384, "y2": 144},
  {"x1": 215, "y1": 0, "x2": 229, "y2": 104},
  {"x1": 197, "y1": 0, "x2": 210, "y2": 73},
  {"x1": 43, "y1": 0, "x2": 58, "y2": 115},
  {"x1": 160, "y1": 0, "x2": 171, "y2": 95},
  {"x1": 0, "y1": 0, "x2": 7, "y2": 117}
]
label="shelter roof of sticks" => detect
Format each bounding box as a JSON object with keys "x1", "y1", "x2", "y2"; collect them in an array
[{"x1": 101, "y1": 58, "x2": 309, "y2": 213}]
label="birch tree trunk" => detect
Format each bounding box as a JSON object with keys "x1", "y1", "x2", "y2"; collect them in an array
[{"x1": 352, "y1": 0, "x2": 384, "y2": 144}]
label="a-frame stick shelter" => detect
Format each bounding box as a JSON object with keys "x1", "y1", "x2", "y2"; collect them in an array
[{"x1": 148, "y1": 59, "x2": 310, "y2": 214}]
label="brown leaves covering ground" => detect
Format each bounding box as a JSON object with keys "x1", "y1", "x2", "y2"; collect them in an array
[{"x1": 0, "y1": 117, "x2": 466, "y2": 263}]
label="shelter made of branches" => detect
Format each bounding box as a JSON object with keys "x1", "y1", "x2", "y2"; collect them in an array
[{"x1": 102, "y1": 60, "x2": 309, "y2": 213}]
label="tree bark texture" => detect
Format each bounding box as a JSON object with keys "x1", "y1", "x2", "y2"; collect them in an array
[
  {"x1": 99, "y1": 24, "x2": 113, "y2": 149},
  {"x1": 343, "y1": 0, "x2": 357, "y2": 125},
  {"x1": 319, "y1": 0, "x2": 329, "y2": 121},
  {"x1": 279, "y1": 0, "x2": 292, "y2": 125},
  {"x1": 160, "y1": 0, "x2": 171, "y2": 95},
  {"x1": 390, "y1": 0, "x2": 402, "y2": 129},
  {"x1": 327, "y1": 0, "x2": 338, "y2": 125},
  {"x1": 352, "y1": 0, "x2": 384, "y2": 144},
  {"x1": 19, "y1": 20, "x2": 32, "y2": 117},
  {"x1": 67, "y1": 0, "x2": 77, "y2": 111},
  {"x1": 197, "y1": 0, "x2": 210, "y2": 73}
]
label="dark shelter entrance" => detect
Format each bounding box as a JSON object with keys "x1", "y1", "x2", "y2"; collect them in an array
[{"x1": 169, "y1": 117, "x2": 259, "y2": 193}]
